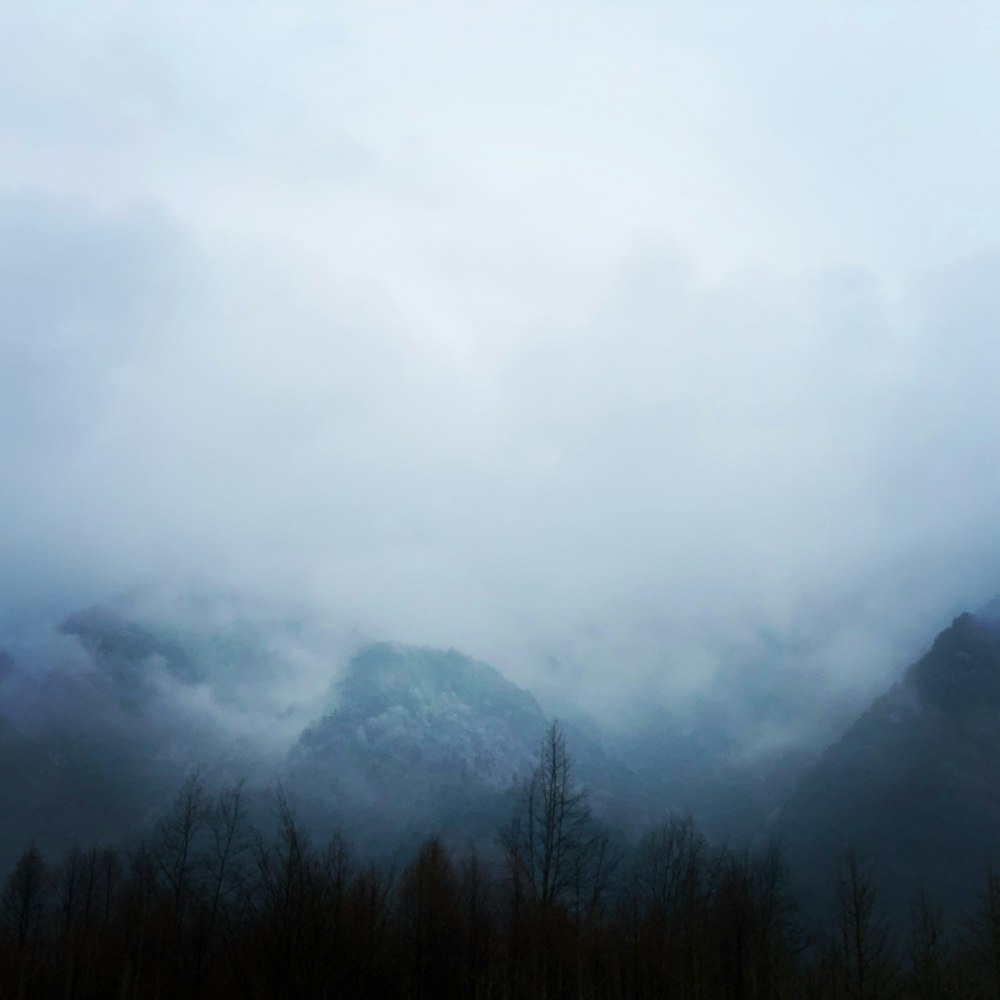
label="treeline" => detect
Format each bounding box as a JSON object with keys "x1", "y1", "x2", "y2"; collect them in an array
[{"x1": 2, "y1": 724, "x2": 1000, "y2": 999}]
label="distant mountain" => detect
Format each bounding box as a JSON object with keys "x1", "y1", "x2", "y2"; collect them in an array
[
  {"x1": 283, "y1": 642, "x2": 643, "y2": 856},
  {"x1": 28, "y1": 589, "x2": 990, "y2": 901},
  {"x1": 773, "y1": 602, "x2": 1000, "y2": 927},
  {"x1": 0, "y1": 601, "x2": 297, "y2": 870},
  {"x1": 0, "y1": 603, "x2": 652, "y2": 869}
]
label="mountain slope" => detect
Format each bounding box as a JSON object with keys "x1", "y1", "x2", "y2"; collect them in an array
[
  {"x1": 285, "y1": 643, "x2": 549, "y2": 851},
  {"x1": 773, "y1": 605, "x2": 1000, "y2": 926},
  {"x1": 284, "y1": 642, "x2": 643, "y2": 855}
]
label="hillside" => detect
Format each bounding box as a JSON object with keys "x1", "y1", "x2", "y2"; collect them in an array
[
  {"x1": 283, "y1": 642, "x2": 644, "y2": 856},
  {"x1": 773, "y1": 603, "x2": 1000, "y2": 925}
]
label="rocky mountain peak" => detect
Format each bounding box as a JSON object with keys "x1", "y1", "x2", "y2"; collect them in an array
[
  {"x1": 287, "y1": 644, "x2": 550, "y2": 845},
  {"x1": 333, "y1": 642, "x2": 543, "y2": 728}
]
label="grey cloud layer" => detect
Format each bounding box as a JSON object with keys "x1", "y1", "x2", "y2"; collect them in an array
[
  {"x1": 4, "y1": 190, "x2": 1000, "y2": 725},
  {"x1": 2, "y1": 4, "x2": 1000, "y2": 729}
]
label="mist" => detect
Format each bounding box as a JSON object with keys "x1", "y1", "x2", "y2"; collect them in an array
[{"x1": 3, "y1": 3, "x2": 1000, "y2": 742}]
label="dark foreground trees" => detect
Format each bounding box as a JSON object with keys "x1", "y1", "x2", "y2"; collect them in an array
[
  {"x1": 0, "y1": 806, "x2": 794, "y2": 1000},
  {"x1": 4, "y1": 736, "x2": 1000, "y2": 999}
]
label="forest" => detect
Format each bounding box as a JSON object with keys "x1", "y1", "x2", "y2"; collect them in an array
[{"x1": 1, "y1": 722, "x2": 997, "y2": 1000}]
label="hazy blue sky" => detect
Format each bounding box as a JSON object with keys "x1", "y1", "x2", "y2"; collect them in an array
[{"x1": 3, "y1": 3, "x2": 1000, "y2": 718}]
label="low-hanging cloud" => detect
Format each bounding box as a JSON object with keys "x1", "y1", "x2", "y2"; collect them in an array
[{"x1": 3, "y1": 3, "x2": 1000, "y2": 739}]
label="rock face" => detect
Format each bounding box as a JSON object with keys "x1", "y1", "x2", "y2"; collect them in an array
[
  {"x1": 285, "y1": 643, "x2": 552, "y2": 852},
  {"x1": 773, "y1": 605, "x2": 1000, "y2": 927}
]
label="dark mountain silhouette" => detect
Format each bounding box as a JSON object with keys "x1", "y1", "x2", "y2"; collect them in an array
[
  {"x1": 773, "y1": 601, "x2": 1000, "y2": 926},
  {"x1": 0, "y1": 603, "x2": 284, "y2": 870}
]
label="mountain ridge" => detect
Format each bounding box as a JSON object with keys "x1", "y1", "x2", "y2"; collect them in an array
[{"x1": 773, "y1": 602, "x2": 1000, "y2": 926}]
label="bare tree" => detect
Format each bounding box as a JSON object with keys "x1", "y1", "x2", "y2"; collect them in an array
[
  {"x1": 502, "y1": 720, "x2": 609, "y2": 912},
  {"x1": 249, "y1": 788, "x2": 314, "y2": 993},
  {"x1": 153, "y1": 772, "x2": 208, "y2": 931},
  {"x1": 150, "y1": 772, "x2": 209, "y2": 995},
  {"x1": 52, "y1": 846, "x2": 121, "y2": 1000},
  {"x1": 632, "y1": 813, "x2": 707, "y2": 920},
  {"x1": 1, "y1": 844, "x2": 48, "y2": 950},
  {"x1": 457, "y1": 851, "x2": 496, "y2": 999},
  {"x1": 397, "y1": 838, "x2": 462, "y2": 1000},
  {"x1": 2, "y1": 843, "x2": 50, "y2": 1000},
  {"x1": 906, "y1": 886, "x2": 951, "y2": 1000},
  {"x1": 832, "y1": 850, "x2": 897, "y2": 1000},
  {"x1": 190, "y1": 782, "x2": 252, "y2": 989},
  {"x1": 501, "y1": 720, "x2": 613, "y2": 1000},
  {"x1": 711, "y1": 844, "x2": 797, "y2": 1000}
]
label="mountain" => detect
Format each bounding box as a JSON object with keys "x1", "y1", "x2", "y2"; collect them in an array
[
  {"x1": 29, "y1": 587, "x2": 1000, "y2": 907},
  {"x1": 0, "y1": 602, "x2": 651, "y2": 869},
  {"x1": 773, "y1": 602, "x2": 1000, "y2": 927},
  {"x1": 0, "y1": 600, "x2": 300, "y2": 870},
  {"x1": 283, "y1": 642, "x2": 643, "y2": 856}
]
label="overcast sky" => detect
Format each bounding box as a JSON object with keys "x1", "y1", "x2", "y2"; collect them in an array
[{"x1": 3, "y1": 3, "x2": 1000, "y2": 720}]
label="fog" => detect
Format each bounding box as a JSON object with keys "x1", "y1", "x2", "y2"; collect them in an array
[{"x1": 3, "y1": 3, "x2": 1000, "y2": 737}]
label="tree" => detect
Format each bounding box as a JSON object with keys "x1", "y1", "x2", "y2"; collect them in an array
[
  {"x1": 502, "y1": 720, "x2": 609, "y2": 913},
  {"x1": 501, "y1": 720, "x2": 613, "y2": 999},
  {"x1": 153, "y1": 773, "x2": 207, "y2": 926},
  {"x1": 191, "y1": 782, "x2": 252, "y2": 991},
  {"x1": 248, "y1": 789, "x2": 316, "y2": 997},
  {"x1": 905, "y1": 887, "x2": 951, "y2": 1000},
  {"x1": 1, "y1": 844, "x2": 48, "y2": 950},
  {"x1": 625, "y1": 814, "x2": 710, "y2": 998},
  {"x1": 710, "y1": 844, "x2": 797, "y2": 1000},
  {"x1": 457, "y1": 852, "x2": 496, "y2": 998},
  {"x1": 832, "y1": 850, "x2": 897, "y2": 1000},
  {"x1": 397, "y1": 838, "x2": 462, "y2": 1000},
  {"x1": 1, "y1": 844, "x2": 50, "y2": 1000},
  {"x1": 150, "y1": 772, "x2": 209, "y2": 996},
  {"x1": 632, "y1": 813, "x2": 707, "y2": 920},
  {"x1": 51, "y1": 846, "x2": 121, "y2": 1000}
]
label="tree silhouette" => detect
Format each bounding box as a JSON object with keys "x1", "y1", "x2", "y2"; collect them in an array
[
  {"x1": 502, "y1": 720, "x2": 608, "y2": 912},
  {"x1": 832, "y1": 850, "x2": 897, "y2": 1000},
  {"x1": 1, "y1": 843, "x2": 48, "y2": 1000},
  {"x1": 905, "y1": 886, "x2": 951, "y2": 1000},
  {"x1": 397, "y1": 837, "x2": 462, "y2": 1000},
  {"x1": 500, "y1": 719, "x2": 613, "y2": 999}
]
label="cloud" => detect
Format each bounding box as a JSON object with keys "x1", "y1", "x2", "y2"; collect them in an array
[{"x1": 2, "y1": 4, "x2": 1000, "y2": 737}]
